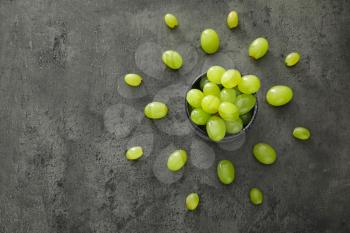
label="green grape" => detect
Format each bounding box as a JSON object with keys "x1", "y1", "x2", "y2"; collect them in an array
[
  {"x1": 238, "y1": 75, "x2": 261, "y2": 94},
  {"x1": 249, "y1": 188, "x2": 263, "y2": 205},
  {"x1": 220, "y1": 88, "x2": 236, "y2": 103},
  {"x1": 207, "y1": 66, "x2": 225, "y2": 84},
  {"x1": 124, "y1": 74, "x2": 142, "y2": 87},
  {"x1": 206, "y1": 116, "x2": 226, "y2": 142},
  {"x1": 221, "y1": 69, "x2": 241, "y2": 88},
  {"x1": 201, "y1": 95, "x2": 221, "y2": 114},
  {"x1": 285, "y1": 52, "x2": 300, "y2": 67},
  {"x1": 240, "y1": 111, "x2": 253, "y2": 126},
  {"x1": 248, "y1": 37, "x2": 269, "y2": 60},
  {"x1": 293, "y1": 127, "x2": 311, "y2": 140},
  {"x1": 190, "y1": 108, "x2": 211, "y2": 125},
  {"x1": 253, "y1": 143, "x2": 277, "y2": 165},
  {"x1": 186, "y1": 89, "x2": 204, "y2": 108},
  {"x1": 144, "y1": 102, "x2": 168, "y2": 119},
  {"x1": 217, "y1": 160, "x2": 235, "y2": 184},
  {"x1": 203, "y1": 82, "x2": 221, "y2": 96},
  {"x1": 201, "y1": 29, "x2": 220, "y2": 54},
  {"x1": 227, "y1": 11, "x2": 238, "y2": 29},
  {"x1": 225, "y1": 118, "x2": 243, "y2": 134},
  {"x1": 126, "y1": 146, "x2": 143, "y2": 160},
  {"x1": 164, "y1": 13, "x2": 178, "y2": 29},
  {"x1": 167, "y1": 149, "x2": 187, "y2": 171},
  {"x1": 266, "y1": 85, "x2": 293, "y2": 106},
  {"x1": 186, "y1": 193, "x2": 200, "y2": 211},
  {"x1": 162, "y1": 50, "x2": 183, "y2": 69},
  {"x1": 218, "y1": 102, "x2": 239, "y2": 121},
  {"x1": 235, "y1": 94, "x2": 256, "y2": 115},
  {"x1": 199, "y1": 77, "x2": 210, "y2": 90}
]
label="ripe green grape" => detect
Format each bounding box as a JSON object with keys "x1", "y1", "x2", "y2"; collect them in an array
[
  {"x1": 207, "y1": 66, "x2": 225, "y2": 84},
  {"x1": 218, "y1": 102, "x2": 239, "y2": 121},
  {"x1": 164, "y1": 13, "x2": 178, "y2": 29},
  {"x1": 235, "y1": 94, "x2": 256, "y2": 115},
  {"x1": 249, "y1": 188, "x2": 263, "y2": 205},
  {"x1": 238, "y1": 75, "x2": 261, "y2": 94},
  {"x1": 248, "y1": 37, "x2": 269, "y2": 60},
  {"x1": 162, "y1": 50, "x2": 183, "y2": 69},
  {"x1": 144, "y1": 102, "x2": 168, "y2": 119},
  {"x1": 186, "y1": 193, "x2": 200, "y2": 211},
  {"x1": 186, "y1": 89, "x2": 204, "y2": 108},
  {"x1": 240, "y1": 111, "x2": 253, "y2": 126},
  {"x1": 126, "y1": 146, "x2": 143, "y2": 160},
  {"x1": 190, "y1": 108, "x2": 211, "y2": 125},
  {"x1": 124, "y1": 74, "x2": 142, "y2": 87},
  {"x1": 206, "y1": 116, "x2": 226, "y2": 142},
  {"x1": 201, "y1": 29, "x2": 220, "y2": 54},
  {"x1": 199, "y1": 77, "x2": 210, "y2": 90},
  {"x1": 253, "y1": 143, "x2": 277, "y2": 165},
  {"x1": 217, "y1": 160, "x2": 235, "y2": 184},
  {"x1": 221, "y1": 69, "x2": 241, "y2": 88},
  {"x1": 201, "y1": 95, "x2": 221, "y2": 114},
  {"x1": 285, "y1": 52, "x2": 300, "y2": 67},
  {"x1": 203, "y1": 82, "x2": 221, "y2": 96},
  {"x1": 266, "y1": 85, "x2": 293, "y2": 106},
  {"x1": 227, "y1": 11, "x2": 238, "y2": 29},
  {"x1": 225, "y1": 118, "x2": 243, "y2": 134},
  {"x1": 220, "y1": 88, "x2": 236, "y2": 103},
  {"x1": 293, "y1": 127, "x2": 311, "y2": 140},
  {"x1": 167, "y1": 149, "x2": 187, "y2": 171}
]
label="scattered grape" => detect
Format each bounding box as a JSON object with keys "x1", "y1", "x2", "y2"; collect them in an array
[
  {"x1": 249, "y1": 188, "x2": 263, "y2": 205},
  {"x1": 217, "y1": 160, "x2": 235, "y2": 184},
  {"x1": 167, "y1": 149, "x2": 187, "y2": 171},
  {"x1": 164, "y1": 13, "x2": 178, "y2": 29},
  {"x1": 227, "y1": 11, "x2": 238, "y2": 29},
  {"x1": 248, "y1": 37, "x2": 269, "y2": 60},
  {"x1": 162, "y1": 50, "x2": 183, "y2": 69},
  {"x1": 253, "y1": 143, "x2": 277, "y2": 165},
  {"x1": 201, "y1": 29, "x2": 220, "y2": 54},
  {"x1": 186, "y1": 193, "x2": 200, "y2": 211},
  {"x1": 126, "y1": 146, "x2": 143, "y2": 160},
  {"x1": 124, "y1": 74, "x2": 142, "y2": 87},
  {"x1": 285, "y1": 52, "x2": 300, "y2": 67},
  {"x1": 144, "y1": 102, "x2": 168, "y2": 119},
  {"x1": 293, "y1": 127, "x2": 311, "y2": 140},
  {"x1": 266, "y1": 85, "x2": 293, "y2": 106}
]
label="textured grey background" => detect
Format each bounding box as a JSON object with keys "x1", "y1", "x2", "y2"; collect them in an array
[{"x1": 0, "y1": 0, "x2": 350, "y2": 233}]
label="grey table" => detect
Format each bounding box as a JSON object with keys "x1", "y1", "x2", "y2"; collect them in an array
[{"x1": 0, "y1": 0, "x2": 349, "y2": 233}]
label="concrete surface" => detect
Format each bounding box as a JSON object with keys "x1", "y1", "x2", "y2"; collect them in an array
[{"x1": 1, "y1": 0, "x2": 350, "y2": 232}]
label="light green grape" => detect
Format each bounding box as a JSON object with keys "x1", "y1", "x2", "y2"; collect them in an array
[
  {"x1": 203, "y1": 82, "x2": 221, "y2": 96},
  {"x1": 144, "y1": 102, "x2": 168, "y2": 119},
  {"x1": 235, "y1": 94, "x2": 256, "y2": 115},
  {"x1": 162, "y1": 50, "x2": 183, "y2": 69},
  {"x1": 240, "y1": 111, "x2": 253, "y2": 126},
  {"x1": 124, "y1": 74, "x2": 142, "y2": 87},
  {"x1": 249, "y1": 188, "x2": 263, "y2": 205},
  {"x1": 238, "y1": 75, "x2": 261, "y2": 94},
  {"x1": 227, "y1": 11, "x2": 238, "y2": 29},
  {"x1": 201, "y1": 29, "x2": 220, "y2": 54},
  {"x1": 266, "y1": 85, "x2": 293, "y2": 106},
  {"x1": 201, "y1": 95, "x2": 221, "y2": 114},
  {"x1": 220, "y1": 88, "x2": 236, "y2": 103},
  {"x1": 167, "y1": 149, "x2": 187, "y2": 171},
  {"x1": 221, "y1": 69, "x2": 241, "y2": 88},
  {"x1": 190, "y1": 108, "x2": 211, "y2": 125},
  {"x1": 164, "y1": 13, "x2": 178, "y2": 29},
  {"x1": 186, "y1": 193, "x2": 200, "y2": 211},
  {"x1": 225, "y1": 118, "x2": 243, "y2": 134},
  {"x1": 293, "y1": 127, "x2": 311, "y2": 140},
  {"x1": 125, "y1": 146, "x2": 143, "y2": 160},
  {"x1": 217, "y1": 160, "x2": 235, "y2": 184},
  {"x1": 218, "y1": 102, "x2": 239, "y2": 121},
  {"x1": 199, "y1": 77, "x2": 210, "y2": 90},
  {"x1": 285, "y1": 52, "x2": 300, "y2": 67},
  {"x1": 253, "y1": 143, "x2": 277, "y2": 165},
  {"x1": 248, "y1": 37, "x2": 269, "y2": 60},
  {"x1": 186, "y1": 89, "x2": 204, "y2": 108},
  {"x1": 206, "y1": 116, "x2": 226, "y2": 142},
  {"x1": 207, "y1": 66, "x2": 226, "y2": 84}
]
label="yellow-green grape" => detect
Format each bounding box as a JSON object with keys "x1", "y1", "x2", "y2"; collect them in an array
[
  {"x1": 285, "y1": 52, "x2": 300, "y2": 67},
  {"x1": 293, "y1": 127, "x2": 311, "y2": 140},
  {"x1": 249, "y1": 188, "x2": 263, "y2": 205},
  {"x1": 220, "y1": 88, "x2": 236, "y2": 103},
  {"x1": 126, "y1": 146, "x2": 143, "y2": 160},
  {"x1": 203, "y1": 82, "x2": 221, "y2": 96},
  {"x1": 240, "y1": 111, "x2": 253, "y2": 126},
  {"x1": 186, "y1": 89, "x2": 204, "y2": 108},
  {"x1": 218, "y1": 102, "x2": 239, "y2": 121},
  {"x1": 190, "y1": 108, "x2": 211, "y2": 125},
  {"x1": 217, "y1": 160, "x2": 235, "y2": 184},
  {"x1": 225, "y1": 118, "x2": 243, "y2": 134},
  {"x1": 248, "y1": 37, "x2": 269, "y2": 60},
  {"x1": 207, "y1": 66, "x2": 225, "y2": 84},
  {"x1": 238, "y1": 75, "x2": 261, "y2": 94},
  {"x1": 164, "y1": 13, "x2": 178, "y2": 29},
  {"x1": 235, "y1": 94, "x2": 256, "y2": 115},
  {"x1": 266, "y1": 85, "x2": 293, "y2": 106},
  {"x1": 162, "y1": 50, "x2": 183, "y2": 69},
  {"x1": 167, "y1": 149, "x2": 187, "y2": 171},
  {"x1": 199, "y1": 77, "x2": 210, "y2": 90},
  {"x1": 227, "y1": 11, "x2": 238, "y2": 29},
  {"x1": 144, "y1": 102, "x2": 168, "y2": 119},
  {"x1": 201, "y1": 95, "x2": 221, "y2": 114},
  {"x1": 124, "y1": 74, "x2": 142, "y2": 87},
  {"x1": 206, "y1": 116, "x2": 226, "y2": 142},
  {"x1": 185, "y1": 193, "x2": 200, "y2": 211},
  {"x1": 201, "y1": 29, "x2": 220, "y2": 54},
  {"x1": 221, "y1": 69, "x2": 241, "y2": 88},
  {"x1": 253, "y1": 143, "x2": 277, "y2": 165}
]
